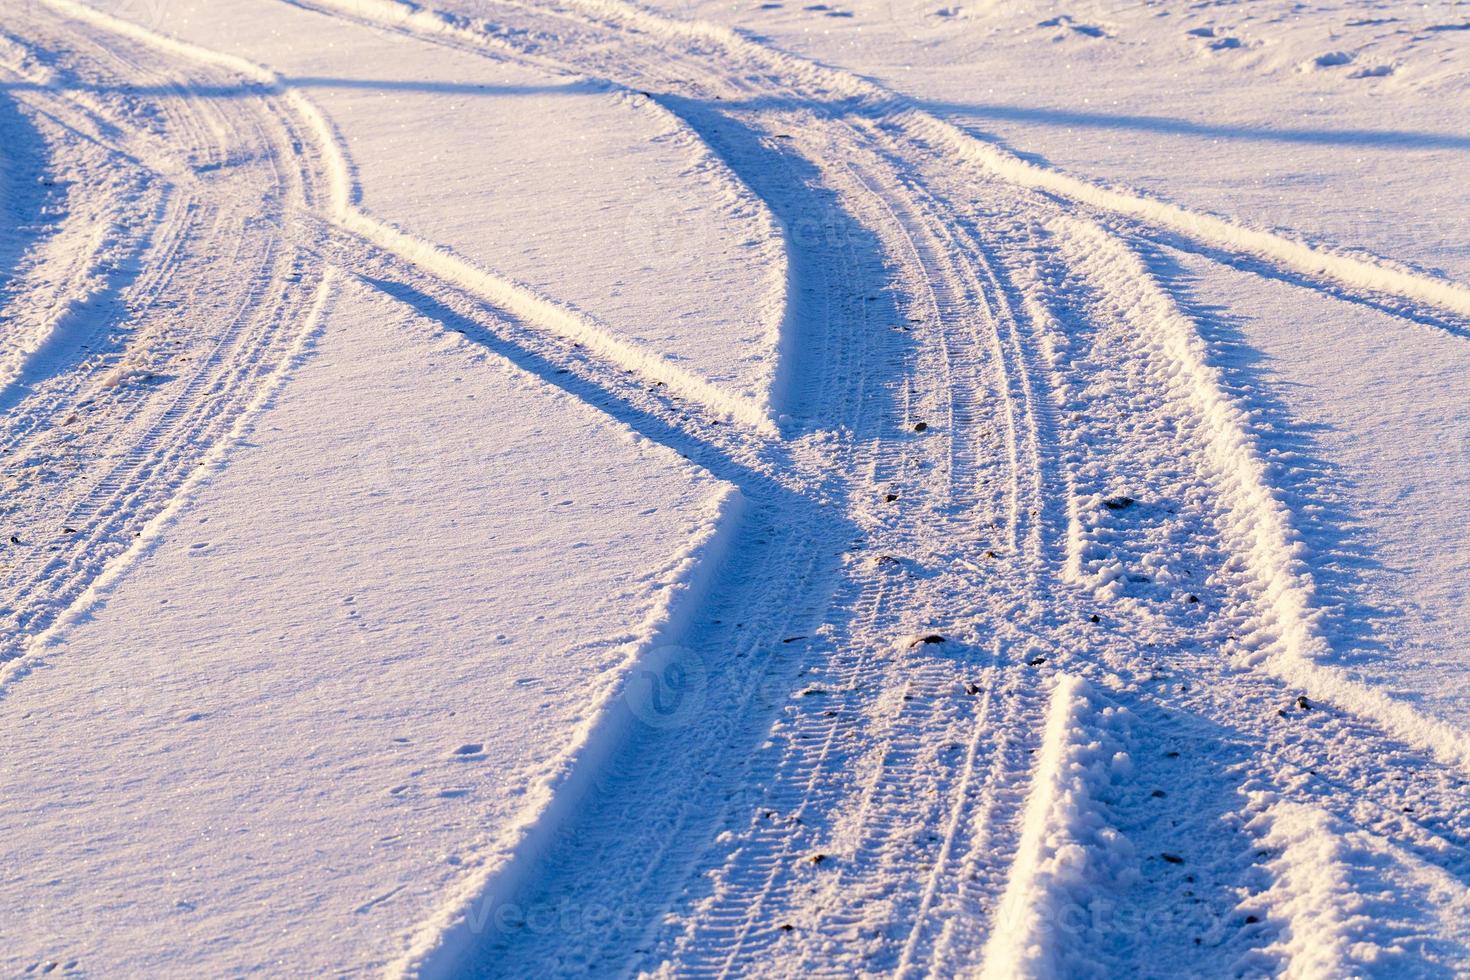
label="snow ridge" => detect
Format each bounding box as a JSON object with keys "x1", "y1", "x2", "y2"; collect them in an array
[
  {"x1": 289, "y1": 0, "x2": 794, "y2": 424},
  {"x1": 0, "y1": 271, "x2": 337, "y2": 696},
  {"x1": 1245, "y1": 801, "x2": 1375, "y2": 977},
  {"x1": 335, "y1": 216, "x2": 779, "y2": 433},
  {"x1": 0, "y1": 48, "x2": 161, "y2": 409},
  {"x1": 511, "y1": 0, "x2": 1470, "y2": 320},
  {"x1": 46, "y1": 0, "x2": 779, "y2": 436},
  {"x1": 979, "y1": 675, "x2": 1135, "y2": 980},
  {"x1": 401, "y1": 485, "x2": 746, "y2": 979},
  {"x1": 1054, "y1": 217, "x2": 1470, "y2": 774},
  {"x1": 1241, "y1": 796, "x2": 1470, "y2": 977}
]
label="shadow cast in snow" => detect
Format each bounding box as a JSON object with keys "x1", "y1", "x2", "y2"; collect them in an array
[
  {"x1": 354, "y1": 271, "x2": 800, "y2": 511},
  {"x1": 924, "y1": 100, "x2": 1470, "y2": 153},
  {"x1": 414, "y1": 96, "x2": 915, "y2": 978},
  {"x1": 0, "y1": 75, "x2": 596, "y2": 97},
  {"x1": 1137, "y1": 241, "x2": 1402, "y2": 674},
  {"x1": 0, "y1": 92, "x2": 57, "y2": 294},
  {"x1": 1134, "y1": 222, "x2": 1470, "y2": 344}
]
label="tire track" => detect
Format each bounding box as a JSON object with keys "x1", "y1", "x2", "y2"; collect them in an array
[
  {"x1": 999, "y1": 211, "x2": 1470, "y2": 972},
  {"x1": 0, "y1": 6, "x2": 329, "y2": 682},
  {"x1": 248, "y1": 1, "x2": 1078, "y2": 975},
  {"x1": 21, "y1": 0, "x2": 1470, "y2": 975},
  {"x1": 493, "y1": 0, "x2": 1470, "y2": 324},
  {"x1": 430, "y1": 101, "x2": 902, "y2": 979}
]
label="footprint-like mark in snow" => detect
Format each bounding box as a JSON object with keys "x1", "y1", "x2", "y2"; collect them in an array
[
  {"x1": 1038, "y1": 16, "x2": 1109, "y2": 39},
  {"x1": 452, "y1": 743, "x2": 485, "y2": 761}
]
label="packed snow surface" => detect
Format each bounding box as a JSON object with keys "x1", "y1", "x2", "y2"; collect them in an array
[{"x1": 1, "y1": 0, "x2": 1469, "y2": 975}]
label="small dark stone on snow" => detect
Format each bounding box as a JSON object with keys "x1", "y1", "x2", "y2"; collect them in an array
[
  {"x1": 1028, "y1": 656, "x2": 1047, "y2": 666},
  {"x1": 1089, "y1": 614, "x2": 1100, "y2": 623},
  {"x1": 885, "y1": 492, "x2": 899, "y2": 502},
  {"x1": 917, "y1": 634, "x2": 946, "y2": 645},
  {"x1": 1297, "y1": 695, "x2": 1312, "y2": 711},
  {"x1": 965, "y1": 682, "x2": 981, "y2": 695},
  {"x1": 782, "y1": 635, "x2": 806, "y2": 644},
  {"x1": 1245, "y1": 914, "x2": 1260, "y2": 924},
  {"x1": 809, "y1": 853, "x2": 826, "y2": 864},
  {"x1": 779, "y1": 923, "x2": 795, "y2": 932},
  {"x1": 1151, "y1": 789, "x2": 1167, "y2": 798},
  {"x1": 913, "y1": 421, "x2": 928, "y2": 432},
  {"x1": 1186, "y1": 594, "x2": 1199, "y2": 603},
  {"x1": 1161, "y1": 853, "x2": 1185, "y2": 864},
  {"x1": 62, "y1": 527, "x2": 77, "y2": 534},
  {"x1": 7, "y1": 535, "x2": 17, "y2": 545},
  {"x1": 1103, "y1": 495, "x2": 1135, "y2": 510}
]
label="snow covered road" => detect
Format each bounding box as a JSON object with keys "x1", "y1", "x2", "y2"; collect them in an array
[{"x1": 2, "y1": 0, "x2": 1470, "y2": 975}]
